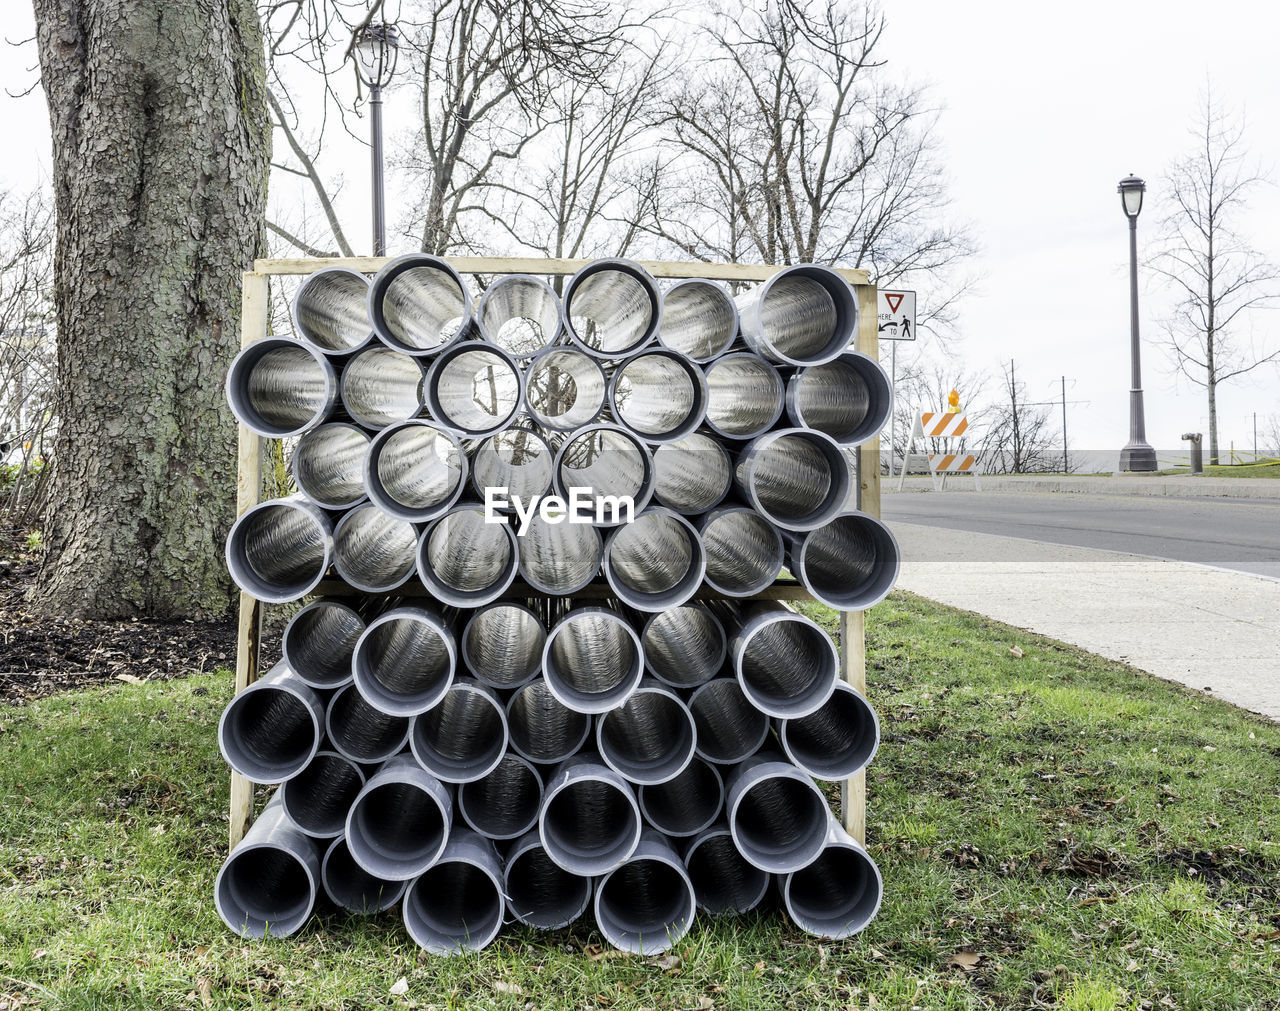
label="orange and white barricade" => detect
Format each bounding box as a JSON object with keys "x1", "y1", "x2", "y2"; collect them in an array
[{"x1": 898, "y1": 411, "x2": 982, "y2": 491}]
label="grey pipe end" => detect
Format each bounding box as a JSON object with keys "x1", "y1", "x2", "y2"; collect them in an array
[
  {"x1": 225, "y1": 337, "x2": 336, "y2": 437},
  {"x1": 225, "y1": 496, "x2": 333, "y2": 604},
  {"x1": 292, "y1": 266, "x2": 375, "y2": 356},
  {"x1": 594, "y1": 830, "x2": 695, "y2": 955},
  {"x1": 725, "y1": 754, "x2": 830, "y2": 874},
  {"x1": 602, "y1": 508, "x2": 706, "y2": 613},
  {"x1": 409, "y1": 678, "x2": 508, "y2": 783},
  {"x1": 352, "y1": 606, "x2": 457, "y2": 717},
  {"x1": 217, "y1": 661, "x2": 324, "y2": 784},
  {"x1": 503, "y1": 831, "x2": 592, "y2": 930},
  {"x1": 782, "y1": 820, "x2": 883, "y2": 938},
  {"x1": 736, "y1": 263, "x2": 858, "y2": 366},
  {"x1": 416, "y1": 505, "x2": 519, "y2": 607},
  {"x1": 282, "y1": 599, "x2": 365, "y2": 690},
  {"x1": 345, "y1": 755, "x2": 452, "y2": 881},
  {"x1": 364, "y1": 420, "x2": 468, "y2": 522},
  {"x1": 788, "y1": 512, "x2": 901, "y2": 612},
  {"x1": 563, "y1": 258, "x2": 661, "y2": 358},
  {"x1": 321, "y1": 836, "x2": 406, "y2": 915},
  {"x1": 543, "y1": 607, "x2": 644, "y2": 714},
  {"x1": 214, "y1": 797, "x2": 320, "y2": 939},
  {"x1": 778, "y1": 681, "x2": 880, "y2": 781},
  {"x1": 403, "y1": 828, "x2": 505, "y2": 954},
  {"x1": 683, "y1": 822, "x2": 771, "y2": 914},
  {"x1": 539, "y1": 754, "x2": 642, "y2": 876},
  {"x1": 735, "y1": 427, "x2": 852, "y2": 532},
  {"x1": 368, "y1": 254, "x2": 474, "y2": 356}
]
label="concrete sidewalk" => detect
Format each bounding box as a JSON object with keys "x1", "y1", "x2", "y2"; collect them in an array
[
  {"x1": 890, "y1": 474, "x2": 1280, "y2": 500},
  {"x1": 888, "y1": 521, "x2": 1280, "y2": 720}
]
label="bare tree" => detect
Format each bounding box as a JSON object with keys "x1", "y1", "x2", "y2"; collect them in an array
[
  {"x1": 887, "y1": 346, "x2": 990, "y2": 474},
  {"x1": 981, "y1": 360, "x2": 1061, "y2": 474},
  {"x1": 1150, "y1": 89, "x2": 1280, "y2": 465}
]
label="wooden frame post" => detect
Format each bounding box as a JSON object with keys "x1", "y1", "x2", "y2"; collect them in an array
[{"x1": 229, "y1": 271, "x2": 268, "y2": 849}]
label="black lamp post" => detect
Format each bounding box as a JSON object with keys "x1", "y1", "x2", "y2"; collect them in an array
[
  {"x1": 353, "y1": 23, "x2": 400, "y2": 257},
  {"x1": 1117, "y1": 174, "x2": 1157, "y2": 472}
]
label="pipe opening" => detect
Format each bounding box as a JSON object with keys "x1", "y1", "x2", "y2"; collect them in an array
[
  {"x1": 651, "y1": 434, "x2": 731, "y2": 514},
  {"x1": 403, "y1": 858, "x2": 503, "y2": 953},
  {"x1": 463, "y1": 604, "x2": 544, "y2": 688},
  {"x1": 459, "y1": 754, "x2": 542, "y2": 839},
  {"x1": 787, "y1": 354, "x2": 890, "y2": 445},
  {"x1": 596, "y1": 856, "x2": 694, "y2": 955},
  {"x1": 639, "y1": 759, "x2": 722, "y2": 837},
  {"x1": 419, "y1": 508, "x2": 517, "y2": 604},
  {"x1": 741, "y1": 265, "x2": 857, "y2": 365},
  {"x1": 737, "y1": 613, "x2": 837, "y2": 718},
  {"x1": 326, "y1": 685, "x2": 410, "y2": 762},
  {"x1": 471, "y1": 428, "x2": 554, "y2": 502},
  {"x1": 410, "y1": 682, "x2": 507, "y2": 782},
  {"x1": 216, "y1": 845, "x2": 314, "y2": 939},
  {"x1": 426, "y1": 345, "x2": 521, "y2": 436},
  {"x1": 282, "y1": 601, "x2": 364, "y2": 689},
  {"x1": 731, "y1": 772, "x2": 828, "y2": 872},
  {"x1": 353, "y1": 610, "x2": 454, "y2": 715},
  {"x1": 505, "y1": 840, "x2": 591, "y2": 929},
  {"x1": 554, "y1": 427, "x2": 652, "y2": 519},
  {"x1": 738, "y1": 430, "x2": 849, "y2": 530},
  {"x1": 544, "y1": 610, "x2": 642, "y2": 713},
  {"x1": 565, "y1": 261, "x2": 660, "y2": 357},
  {"x1": 542, "y1": 777, "x2": 639, "y2": 873},
  {"x1": 371, "y1": 257, "x2": 470, "y2": 354},
  {"x1": 281, "y1": 752, "x2": 365, "y2": 838},
  {"x1": 340, "y1": 347, "x2": 424, "y2": 429},
  {"x1": 781, "y1": 683, "x2": 879, "y2": 780},
  {"x1": 795, "y1": 513, "x2": 900, "y2": 611},
  {"x1": 642, "y1": 605, "x2": 725, "y2": 688},
  {"x1": 227, "y1": 339, "x2": 334, "y2": 437},
  {"x1": 293, "y1": 268, "x2": 372, "y2": 354},
  {"x1": 478, "y1": 274, "x2": 563, "y2": 356},
  {"x1": 507, "y1": 681, "x2": 591, "y2": 762},
  {"x1": 685, "y1": 830, "x2": 769, "y2": 914},
  {"x1": 524, "y1": 348, "x2": 606, "y2": 431},
  {"x1": 701, "y1": 509, "x2": 784, "y2": 597},
  {"x1": 292, "y1": 424, "x2": 370, "y2": 509},
  {"x1": 598, "y1": 686, "x2": 696, "y2": 785},
  {"x1": 689, "y1": 679, "x2": 769, "y2": 765},
  {"x1": 604, "y1": 510, "x2": 703, "y2": 611},
  {"x1": 322, "y1": 837, "x2": 405, "y2": 914},
  {"x1": 366, "y1": 421, "x2": 465, "y2": 521},
  {"x1": 220, "y1": 685, "x2": 319, "y2": 782},
  {"x1": 518, "y1": 515, "x2": 602, "y2": 595},
  {"x1": 226, "y1": 499, "x2": 330, "y2": 602},
  {"x1": 785, "y1": 842, "x2": 882, "y2": 938},
  {"x1": 659, "y1": 280, "x2": 737, "y2": 362},
  {"x1": 348, "y1": 780, "x2": 448, "y2": 878},
  {"x1": 333, "y1": 505, "x2": 417, "y2": 592},
  {"x1": 610, "y1": 351, "x2": 706, "y2": 442},
  {"x1": 703, "y1": 355, "x2": 784, "y2": 439}
]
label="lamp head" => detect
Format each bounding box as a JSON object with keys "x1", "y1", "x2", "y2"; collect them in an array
[
  {"x1": 1117, "y1": 175, "x2": 1145, "y2": 219},
  {"x1": 354, "y1": 22, "x2": 400, "y2": 90}
]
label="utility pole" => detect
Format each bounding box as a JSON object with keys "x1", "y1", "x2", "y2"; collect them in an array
[{"x1": 1061, "y1": 375, "x2": 1069, "y2": 473}]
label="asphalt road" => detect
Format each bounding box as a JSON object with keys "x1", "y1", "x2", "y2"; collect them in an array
[{"x1": 881, "y1": 492, "x2": 1280, "y2": 580}]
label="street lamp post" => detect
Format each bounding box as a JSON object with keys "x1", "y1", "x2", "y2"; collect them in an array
[
  {"x1": 1117, "y1": 174, "x2": 1157, "y2": 472},
  {"x1": 353, "y1": 23, "x2": 400, "y2": 257}
]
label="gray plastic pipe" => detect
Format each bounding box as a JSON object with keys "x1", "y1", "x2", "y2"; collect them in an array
[
  {"x1": 321, "y1": 836, "x2": 406, "y2": 915},
  {"x1": 658, "y1": 279, "x2": 738, "y2": 363},
  {"x1": 597, "y1": 678, "x2": 698, "y2": 786},
  {"x1": 477, "y1": 273, "x2": 564, "y2": 357},
  {"x1": 368, "y1": 253, "x2": 474, "y2": 356},
  {"x1": 727, "y1": 601, "x2": 838, "y2": 719},
  {"x1": 682, "y1": 821, "x2": 771, "y2": 915},
  {"x1": 325, "y1": 683, "x2": 411, "y2": 764},
  {"x1": 687, "y1": 678, "x2": 771, "y2": 766},
  {"x1": 539, "y1": 753, "x2": 642, "y2": 876},
  {"x1": 786, "y1": 351, "x2": 892, "y2": 446},
  {"x1": 332, "y1": 503, "x2": 418, "y2": 593},
  {"x1": 524, "y1": 346, "x2": 607, "y2": 431},
  {"x1": 735, "y1": 263, "x2": 858, "y2": 366},
  {"x1": 351, "y1": 606, "x2": 456, "y2": 717},
  {"x1": 602, "y1": 507, "x2": 706, "y2": 613},
  {"x1": 702, "y1": 353, "x2": 785, "y2": 441},
  {"x1": 345, "y1": 754, "x2": 453, "y2": 881},
  {"x1": 409, "y1": 677, "x2": 508, "y2": 783},
  {"x1": 608, "y1": 348, "x2": 709, "y2": 443},
  {"x1": 552, "y1": 424, "x2": 655, "y2": 524},
  {"x1": 518, "y1": 512, "x2": 602, "y2": 595},
  {"x1": 641, "y1": 604, "x2": 726, "y2": 689},
  {"x1": 462, "y1": 602, "x2": 545, "y2": 689},
  {"x1": 424, "y1": 341, "x2": 524, "y2": 437},
  {"x1": 403, "y1": 828, "x2": 505, "y2": 954},
  {"x1": 470, "y1": 427, "x2": 554, "y2": 503},
  {"x1": 279, "y1": 750, "x2": 367, "y2": 839},
  {"x1": 542, "y1": 606, "x2": 644, "y2": 714},
  {"x1": 563, "y1": 257, "x2": 662, "y2": 358},
  {"x1": 291, "y1": 423, "x2": 370, "y2": 510},
  {"x1": 339, "y1": 345, "x2": 426, "y2": 430},
  {"x1": 506, "y1": 680, "x2": 592, "y2": 764},
  {"x1": 503, "y1": 830, "x2": 592, "y2": 930},
  {"x1": 781, "y1": 819, "x2": 883, "y2": 938},
  {"x1": 724, "y1": 751, "x2": 830, "y2": 874},
  {"x1": 593, "y1": 829, "x2": 696, "y2": 956},
  {"x1": 778, "y1": 681, "x2": 880, "y2": 781},
  {"x1": 734, "y1": 427, "x2": 851, "y2": 532},
  {"x1": 699, "y1": 506, "x2": 785, "y2": 598},
  {"x1": 292, "y1": 266, "x2": 375, "y2": 356},
  {"x1": 215, "y1": 794, "x2": 320, "y2": 939},
  {"x1": 225, "y1": 337, "x2": 337, "y2": 438},
  {"x1": 651, "y1": 433, "x2": 732, "y2": 514},
  {"x1": 638, "y1": 757, "x2": 724, "y2": 838},
  {"x1": 785, "y1": 511, "x2": 901, "y2": 611},
  {"x1": 225, "y1": 495, "x2": 333, "y2": 604},
  {"x1": 457, "y1": 752, "x2": 543, "y2": 840},
  {"x1": 416, "y1": 503, "x2": 519, "y2": 607},
  {"x1": 364, "y1": 419, "x2": 467, "y2": 522},
  {"x1": 281, "y1": 599, "x2": 365, "y2": 690},
  {"x1": 218, "y1": 661, "x2": 324, "y2": 783}
]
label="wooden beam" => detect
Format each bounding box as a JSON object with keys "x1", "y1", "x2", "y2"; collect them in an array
[
  {"x1": 252, "y1": 254, "x2": 868, "y2": 286},
  {"x1": 229, "y1": 272, "x2": 269, "y2": 850}
]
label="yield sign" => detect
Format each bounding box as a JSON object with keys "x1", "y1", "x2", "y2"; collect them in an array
[{"x1": 885, "y1": 292, "x2": 904, "y2": 313}]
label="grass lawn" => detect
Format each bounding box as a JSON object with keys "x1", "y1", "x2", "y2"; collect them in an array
[
  {"x1": 1159, "y1": 461, "x2": 1280, "y2": 479},
  {"x1": 1, "y1": 591, "x2": 1278, "y2": 1010}
]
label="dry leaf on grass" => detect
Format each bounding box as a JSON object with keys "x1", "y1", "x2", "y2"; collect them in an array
[
  {"x1": 114, "y1": 673, "x2": 144, "y2": 684},
  {"x1": 389, "y1": 977, "x2": 409, "y2": 996},
  {"x1": 196, "y1": 977, "x2": 213, "y2": 1009},
  {"x1": 649, "y1": 953, "x2": 682, "y2": 971},
  {"x1": 946, "y1": 951, "x2": 981, "y2": 970},
  {"x1": 493, "y1": 982, "x2": 523, "y2": 995},
  {"x1": 1008, "y1": 646, "x2": 1024, "y2": 658}
]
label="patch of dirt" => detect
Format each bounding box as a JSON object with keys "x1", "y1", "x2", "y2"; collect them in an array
[{"x1": 0, "y1": 522, "x2": 273, "y2": 705}]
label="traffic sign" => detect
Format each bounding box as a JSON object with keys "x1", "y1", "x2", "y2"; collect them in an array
[{"x1": 877, "y1": 289, "x2": 916, "y2": 341}]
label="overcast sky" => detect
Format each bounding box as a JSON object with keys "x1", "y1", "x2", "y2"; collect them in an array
[{"x1": 2, "y1": 0, "x2": 1277, "y2": 459}]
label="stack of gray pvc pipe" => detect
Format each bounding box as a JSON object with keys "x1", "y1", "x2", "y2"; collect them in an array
[{"x1": 216, "y1": 256, "x2": 898, "y2": 954}]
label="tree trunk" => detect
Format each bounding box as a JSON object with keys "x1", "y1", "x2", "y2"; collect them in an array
[
  {"x1": 1207, "y1": 376, "x2": 1219, "y2": 467},
  {"x1": 31, "y1": 0, "x2": 270, "y2": 619}
]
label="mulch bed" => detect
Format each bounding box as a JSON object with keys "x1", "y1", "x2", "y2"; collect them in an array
[{"x1": 0, "y1": 522, "x2": 275, "y2": 705}]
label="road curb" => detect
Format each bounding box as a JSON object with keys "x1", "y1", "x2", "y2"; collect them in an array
[{"x1": 886, "y1": 475, "x2": 1280, "y2": 501}]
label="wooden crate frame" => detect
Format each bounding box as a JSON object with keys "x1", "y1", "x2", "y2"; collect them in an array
[{"x1": 230, "y1": 256, "x2": 880, "y2": 849}]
